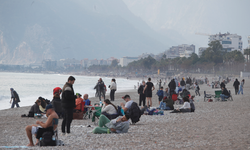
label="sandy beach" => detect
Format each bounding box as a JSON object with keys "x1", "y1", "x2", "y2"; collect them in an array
[{"x1": 0, "y1": 77, "x2": 250, "y2": 150}]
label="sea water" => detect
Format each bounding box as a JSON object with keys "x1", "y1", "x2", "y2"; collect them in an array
[{"x1": 0, "y1": 72, "x2": 138, "y2": 110}]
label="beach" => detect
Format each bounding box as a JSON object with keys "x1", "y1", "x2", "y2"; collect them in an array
[{"x1": 0, "y1": 77, "x2": 250, "y2": 149}]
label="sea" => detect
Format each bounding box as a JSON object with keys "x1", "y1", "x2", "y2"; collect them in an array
[{"x1": 0, "y1": 72, "x2": 138, "y2": 110}]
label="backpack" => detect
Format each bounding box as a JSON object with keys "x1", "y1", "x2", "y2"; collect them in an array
[
  {"x1": 39, "y1": 131, "x2": 56, "y2": 146},
  {"x1": 128, "y1": 102, "x2": 141, "y2": 123}
]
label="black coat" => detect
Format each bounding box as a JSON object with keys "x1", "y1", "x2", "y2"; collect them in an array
[
  {"x1": 51, "y1": 97, "x2": 63, "y2": 114},
  {"x1": 61, "y1": 82, "x2": 76, "y2": 109},
  {"x1": 220, "y1": 82, "x2": 226, "y2": 88},
  {"x1": 137, "y1": 85, "x2": 145, "y2": 95},
  {"x1": 29, "y1": 103, "x2": 42, "y2": 114},
  {"x1": 168, "y1": 79, "x2": 176, "y2": 90},
  {"x1": 233, "y1": 80, "x2": 240, "y2": 88},
  {"x1": 128, "y1": 102, "x2": 141, "y2": 123},
  {"x1": 222, "y1": 88, "x2": 230, "y2": 96},
  {"x1": 180, "y1": 80, "x2": 186, "y2": 86}
]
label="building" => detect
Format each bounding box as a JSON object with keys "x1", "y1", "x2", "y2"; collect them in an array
[
  {"x1": 209, "y1": 32, "x2": 243, "y2": 52},
  {"x1": 198, "y1": 47, "x2": 207, "y2": 57},
  {"x1": 119, "y1": 57, "x2": 139, "y2": 67},
  {"x1": 165, "y1": 44, "x2": 195, "y2": 58}
]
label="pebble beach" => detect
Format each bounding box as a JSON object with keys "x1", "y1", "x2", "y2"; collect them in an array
[{"x1": 0, "y1": 78, "x2": 250, "y2": 150}]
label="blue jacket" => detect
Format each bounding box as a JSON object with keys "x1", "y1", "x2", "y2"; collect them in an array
[{"x1": 157, "y1": 90, "x2": 164, "y2": 97}]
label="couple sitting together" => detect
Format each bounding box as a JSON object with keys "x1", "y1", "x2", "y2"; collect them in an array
[
  {"x1": 170, "y1": 96, "x2": 195, "y2": 113},
  {"x1": 92, "y1": 94, "x2": 143, "y2": 134}
]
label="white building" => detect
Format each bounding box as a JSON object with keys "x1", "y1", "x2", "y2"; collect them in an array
[
  {"x1": 119, "y1": 57, "x2": 139, "y2": 67},
  {"x1": 209, "y1": 32, "x2": 243, "y2": 52},
  {"x1": 198, "y1": 47, "x2": 207, "y2": 57},
  {"x1": 165, "y1": 44, "x2": 195, "y2": 58}
]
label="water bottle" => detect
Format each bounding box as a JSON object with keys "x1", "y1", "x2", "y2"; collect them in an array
[
  {"x1": 99, "y1": 101, "x2": 102, "y2": 106},
  {"x1": 39, "y1": 137, "x2": 42, "y2": 146}
]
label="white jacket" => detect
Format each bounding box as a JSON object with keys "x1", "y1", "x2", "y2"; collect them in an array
[{"x1": 110, "y1": 82, "x2": 117, "y2": 90}]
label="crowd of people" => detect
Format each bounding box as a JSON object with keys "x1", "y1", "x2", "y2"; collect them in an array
[{"x1": 8, "y1": 75, "x2": 245, "y2": 147}]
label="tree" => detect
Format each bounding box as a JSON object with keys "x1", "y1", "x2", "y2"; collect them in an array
[
  {"x1": 200, "y1": 40, "x2": 223, "y2": 64},
  {"x1": 244, "y1": 48, "x2": 250, "y2": 63},
  {"x1": 110, "y1": 59, "x2": 118, "y2": 67}
]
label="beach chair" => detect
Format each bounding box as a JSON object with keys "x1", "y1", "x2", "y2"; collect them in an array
[
  {"x1": 204, "y1": 91, "x2": 213, "y2": 102},
  {"x1": 214, "y1": 90, "x2": 222, "y2": 101}
]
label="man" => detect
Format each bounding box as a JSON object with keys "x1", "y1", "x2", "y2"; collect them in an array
[
  {"x1": 220, "y1": 80, "x2": 226, "y2": 89},
  {"x1": 137, "y1": 81, "x2": 146, "y2": 106},
  {"x1": 92, "y1": 114, "x2": 130, "y2": 134},
  {"x1": 25, "y1": 104, "x2": 59, "y2": 146},
  {"x1": 220, "y1": 87, "x2": 230, "y2": 101},
  {"x1": 158, "y1": 97, "x2": 174, "y2": 110},
  {"x1": 120, "y1": 95, "x2": 133, "y2": 113},
  {"x1": 180, "y1": 78, "x2": 186, "y2": 90},
  {"x1": 61, "y1": 76, "x2": 76, "y2": 134},
  {"x1": 10, "y1": 88, "x2": 20, "y2": 108},
  {"x1": 168, "y1": 79, "x2": 176, "y2": 97},
  {"x1": 233, "y1": 79, "x2": 240, "y2": 95},
  {"x1": 75, "y1": 93, "x2": 83, "y2": 111},
  {"x1": 96, "y1": 78, "x2": 105, "y2": 101}
]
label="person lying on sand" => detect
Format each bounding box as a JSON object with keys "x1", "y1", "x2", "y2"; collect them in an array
[
  {"x1": 25, "y1": 104, "x2": 59, "y2": 146},
  {"x1": 92, "y1": 114, "x2": 130, "y2": 134}
]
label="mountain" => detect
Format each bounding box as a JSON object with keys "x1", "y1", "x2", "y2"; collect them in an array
[
  {"x1": 123, "y1": 0, "x2": 250, "y2": 52},
  {"x1": 0, "y1": 0, "x2": 175, "y2": 65}
]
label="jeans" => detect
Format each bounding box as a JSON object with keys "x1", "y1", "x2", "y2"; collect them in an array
[
  {"x1": 92, "y1": 115, "x2": 110, "y2": 134},
  {"x1": 220, "y1": 94, "x2": 229, "y2": 101},
  {"x1": 62, "y1": 108, "x2": 73, "y2": 133},
  {"x1": 158, "y1": 101, "x2": 171, "y2": 110},
  {"x1": 11, "y1": 100, "x2": 20, "y2": 108},
  {"x1": 238, "y1": 86, "x2": 243, "y2": 95},
  {"x1": 139, "y1": 94, "x2": 146, "y2": 106},
  {"x1": 110, "y1": 89, "x2": 116, "y2": 101},
  {"x1": 195, "y1": 90, "x2": 200, "y2": 96}
]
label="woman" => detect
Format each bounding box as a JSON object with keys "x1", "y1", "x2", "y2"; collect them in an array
[
  {"x1": 143, "y1": 78, "x2": 155, "y2": 108},
  {"x1": 51, "y1": 87, "x2": 63, "y2": 118},
  {"x1": 137, "y1": 81, "x2": 146, "y2": 106},
  {"x1": 28, "y1": 99, "x2": 43, "y2": 117},
  {"x1": 101, "y1": 99, "x2": 118, "y2": 120},
  {"x1": 238, "y1": 79, "x2": 244, "y2": 95},
  {"x1": 109, "y1": 79, "x2": 117, "y2": 101},
  {"x1": 171, "y1": 97, "x2": 191, "y2": 113}
]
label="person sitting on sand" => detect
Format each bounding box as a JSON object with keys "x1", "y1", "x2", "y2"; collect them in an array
[
  {"x1": 101, "y1": 99, "x2": 118, "y2": 120},
  {"x1": 158, "y1": 96, "x2": 174, "y2": 110},
  {"x1": 92, "y1": 114, "x2": 130, "y2": 134},
  {"x1": 120, "y1": 95, "x2": 133, "y2": 113},
  {"x1": 170, "y1": 97, "x2": 191, "y2": 113},
  {"x1": 28, "y1": 99, "x2": 43, "y2": 116},
  {"x1": 189, "y1": 95, "x2": 195, "y2": 112},
  {"x1": 25, "y1": 104, "x2": 59, "y2": 146}
]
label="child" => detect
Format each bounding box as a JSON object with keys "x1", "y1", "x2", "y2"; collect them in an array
[{"x1": 157, "y1": 87, "x2": 164, "y2": 105}]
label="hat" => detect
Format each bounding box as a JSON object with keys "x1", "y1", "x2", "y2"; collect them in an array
[
  {"x1": 76, "y1": 93, "x2": 82, "y2": 97},
  {"x1": 45, "y1": 104, "x2": 53, "y2": 111},
  {"x1": 53, "y1": 87, "x2": 62, "y2": 95},
  {"x1": 122, "y1": 95, "x2": 130, "y2": 99}
]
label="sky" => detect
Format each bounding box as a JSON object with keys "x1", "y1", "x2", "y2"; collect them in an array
[{"x1": 122, "y1": 0, "x2": 250, "y2": 53}]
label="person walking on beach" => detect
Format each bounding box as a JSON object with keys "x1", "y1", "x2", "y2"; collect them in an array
[
  {"x1": 238, "y1": 79, "x2": 244, "y2": 95},
  {"x1": 143, "y1": 78, "x2": 155, "y2": 107},
  {"x1": 61, "y1": 76, "x2": 76, "y2": 134},
  {"x1": 138, "y1": 81, "x2": 146, "y2": 106},
  {"x1": 194, "y1": 83, "x2": 200, "y2": 96},
  {"x1": 109, "y1": 78, "x2": 117, "y2": 101},
  {"x1": 233, "y1": 79, "x2": 240, "y2": 95},
  {"x1": 96, "y1": 78, "x2": 106, "y2": 101},
  {"x1": 10, "y1": 88, "x2": 20, "y2": 108}
]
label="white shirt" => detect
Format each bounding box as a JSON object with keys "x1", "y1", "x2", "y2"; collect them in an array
[
  {"x1": 125, "y1": 100, "x2": 133, "y2": 110},
  {"x1": 110, "y1": 82, "x2": 117, "y2": 90},
  {"x1": 101, "y1": 104, "x2": 117, "y2": 114},
  {"x1": 180, "y1": 102, "x2": 191, "y2": 109}
]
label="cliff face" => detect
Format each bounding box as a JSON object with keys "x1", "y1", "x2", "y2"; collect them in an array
[{"x1": 0, "y1": 0, "x2": 174, "y2": 65}]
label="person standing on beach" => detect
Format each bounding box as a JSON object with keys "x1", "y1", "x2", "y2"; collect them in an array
[
  {"x1": 109, "y1": 79, "x2": 117, "y2": 101},
  {"x1": 61, "y1": 76, "x2": 76, "y2": 134},
  {"x1": 10, "y1": 88, "x2": 20, "y2": 108},
  {"x1": 233, "y1": 79, "x2": 240, "y2": 95},
  {"x1": 238, "y1": 79, "x2": 244, "y2": 95},
  {"x1": 96, "y1": 78, "x2": 105, "y2": 101},
  {"x1": 138, "y1": 81, "x2": 146, "y2": 106},
  {"x1": 143, "y1": 78, "x2": 155, "y2": 107}
]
